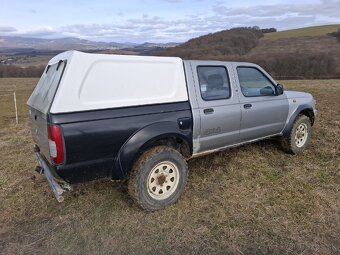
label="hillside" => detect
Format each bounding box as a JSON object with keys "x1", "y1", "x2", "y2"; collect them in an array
[
  {"x1": 159, "y1": 27, "x2": 263, "y2": 59},
  {"x1": 247, "y1": 35, "x2": 340, "y2": 76},
  {"x1": 158, "y1": 25, "x2": 340, "y2": 79},
  {"x1": 264, "y1": 24, "x2": 340, "y2": 40},
  {"x1": 248, "y1": 25, "x2": 340, "y2": 78}
]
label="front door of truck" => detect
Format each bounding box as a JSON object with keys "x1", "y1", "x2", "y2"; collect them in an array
[
  {"x1": 233, "y1": 64, "x2": 289, "y2": 142},
  {"x1": 190, "y1": 62, "x2": 242, "y2": 152}
]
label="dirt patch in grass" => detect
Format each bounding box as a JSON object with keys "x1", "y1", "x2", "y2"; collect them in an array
[{"x1": 0, "y1": 78, "x2": 339, "y2": 254}]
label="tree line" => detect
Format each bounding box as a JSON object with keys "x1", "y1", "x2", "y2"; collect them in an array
[
  {"x1": 245, "y1": 53, "x2": 337, "y2": 79},
  {"x1": 0, "y1": 65, "x2": 45, "y2": 78}
]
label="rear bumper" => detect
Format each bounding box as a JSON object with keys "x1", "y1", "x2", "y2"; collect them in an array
[{"x1": 34, "y1": 145, "x2": 71, "y2": 202}]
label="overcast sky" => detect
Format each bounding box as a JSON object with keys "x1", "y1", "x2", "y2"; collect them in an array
[{"x1": 1, "y1": 0, "x2": 340, "y2": 43}]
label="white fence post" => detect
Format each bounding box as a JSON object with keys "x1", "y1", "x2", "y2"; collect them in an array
[{"x1": 13, "y1": 92, "x2": 18, "y2": 125}]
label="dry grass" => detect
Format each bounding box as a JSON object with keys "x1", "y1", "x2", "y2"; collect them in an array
[
  {"x1": 264, "y1": 24, "x2": 340, "y2": 40},
  {"x1": 0, "y1": 78, "x2": 339, "y2": 255}
]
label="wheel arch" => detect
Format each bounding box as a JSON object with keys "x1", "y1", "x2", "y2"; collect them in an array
[
  {"x1": 299, "y1": 108, "x2": 315, "y2": 126},
  {"x1": 113, "y1": 121, "x2": 192, "y2": 179},
  {"x1": 283, "y1": 104, "x2": 315, "y2": 135}
]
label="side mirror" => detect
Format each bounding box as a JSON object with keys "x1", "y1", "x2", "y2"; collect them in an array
[
  {"x1": 260, "y1": 86, "x2": 275, "y2": 96},
  {"x1": 276, "y1": 84, "x2": 284, "y2": 96}
]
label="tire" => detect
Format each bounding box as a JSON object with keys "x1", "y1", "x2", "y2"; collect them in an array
[
  {"x1": 128, "y1": 146, "x2": 188, "y2": 211},
  {"x1": 281, "y1": 115, "x2": 312, "y2": 154}
]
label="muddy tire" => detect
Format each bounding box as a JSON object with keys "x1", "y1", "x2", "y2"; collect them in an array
[
  {"x1": 128, "y1": 146, "x2": 188, "y2": 211},
  {"x1": 281, "y1": 115, "x2": 312, "y2": 154}
]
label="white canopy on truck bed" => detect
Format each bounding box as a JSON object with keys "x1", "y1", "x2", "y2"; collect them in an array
[{"x1": 29, "y1": 50, "x2": 188, "y2": 114}]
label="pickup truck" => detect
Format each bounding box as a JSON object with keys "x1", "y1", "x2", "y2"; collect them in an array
[{"x1": 27, "y1": 51, "x2": 316, "y2": 210}]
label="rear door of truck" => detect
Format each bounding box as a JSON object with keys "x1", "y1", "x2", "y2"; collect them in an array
[
  {"x1": 188, "y1": 61, "x2": 242, "y2": 152},
  {"x1": 27, "y1": 61, "x2": 66, "y2": 163}
]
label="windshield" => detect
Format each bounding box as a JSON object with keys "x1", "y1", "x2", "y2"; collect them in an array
[{"x1": 27, "y1": 61, "x2": 66, "y2": 114}]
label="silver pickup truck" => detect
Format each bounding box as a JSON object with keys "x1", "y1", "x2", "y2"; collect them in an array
[{"x1": 27, "y1": 51, "x2": 316, "y2": 210}]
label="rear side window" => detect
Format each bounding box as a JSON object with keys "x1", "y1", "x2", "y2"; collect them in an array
[
  {"x1": 27, "y1": 61, "x2": 66, "y2": 114},
  {"x1": 197, "y1": 66, "x2": 231, "y2": 101},
  {"x1": 237, "y1": 67, "x2": 275, "y2": 97}
]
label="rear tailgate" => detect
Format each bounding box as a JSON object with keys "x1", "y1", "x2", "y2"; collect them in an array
[
  {"x1": 28, "y1": 107, "x2": 50, "y2": 160},
  {"x1": 27, "y1": 60, "x2": 66, "y2": 163}
]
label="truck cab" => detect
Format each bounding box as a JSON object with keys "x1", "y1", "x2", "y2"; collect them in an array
[{"x1": 184, "y1": 61, "x2": 290, "y2": 154}]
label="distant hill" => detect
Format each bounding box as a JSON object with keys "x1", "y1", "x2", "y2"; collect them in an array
[
  {"x1": 0, "y1": 36, "x2": 129, "y2": 53},
  {"x1": 0, "y1": 36, "x2": 178, "y2": 54}
]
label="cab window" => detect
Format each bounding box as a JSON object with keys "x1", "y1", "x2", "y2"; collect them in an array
[
  {"x1": 197, "y1": 66, "x2": 231, "y2": 101},
  {"x1": 237, "y1": 67, "x2": 275, "y2": 97}
]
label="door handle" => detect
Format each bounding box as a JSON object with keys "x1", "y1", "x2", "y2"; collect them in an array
[
  {"x1": 203, "y1": 108, "x2": 214, "y2": 114},
  {"x1": 244, "y1": 104, "x2": 252, "y2": 109}
]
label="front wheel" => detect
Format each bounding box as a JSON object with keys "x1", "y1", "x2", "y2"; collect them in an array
[
  {"x1": 128, "y1": 146, "x2": 188, "y2": 211},
  {"x1": 281, "y1": 115, "x2": 312, "y2": 154}
]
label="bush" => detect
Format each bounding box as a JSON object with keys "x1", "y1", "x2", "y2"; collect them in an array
[
  {"x1": 261, "y1": 28, "x2": 277, "y2": 33},
  {"x1": 328, "y1": 29, "x2": 340, "y2": 42}
]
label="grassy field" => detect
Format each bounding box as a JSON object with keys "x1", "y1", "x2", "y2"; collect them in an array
[
  {"x1": 0, "y1": 78, "x2": 339, "y2": 254},
  {"x1": 264, "y1": 24, "x2": 340, "y2": 40}
]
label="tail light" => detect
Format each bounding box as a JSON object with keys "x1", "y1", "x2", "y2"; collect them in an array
[{"x1": 48, "y1": 124, "x2": 64, "y2": 165}]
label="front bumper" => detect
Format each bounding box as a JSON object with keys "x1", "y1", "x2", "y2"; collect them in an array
[{"x1": 34, "y1": 145, "x2": 71, "y2": 202}]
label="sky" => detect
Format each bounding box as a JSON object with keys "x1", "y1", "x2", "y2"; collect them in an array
[{"x1": 0, "y1": 0, "x2": 340, "y2": 43}]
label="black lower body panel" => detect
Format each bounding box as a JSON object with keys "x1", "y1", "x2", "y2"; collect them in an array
[
  {"x1": 55, "y1": 158, "x2": 117, "y2": 183},
  {"x1": 48, "y1": 102, "x2": 193, "y2": 182}
]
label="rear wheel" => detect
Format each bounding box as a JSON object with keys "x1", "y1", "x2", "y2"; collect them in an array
[
  {"x1": 281, "y1": 115, "x2": 312, "y2": 154},
  {"x1": 128, "y1": 146, "x2": 188, "y2": 211}
]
